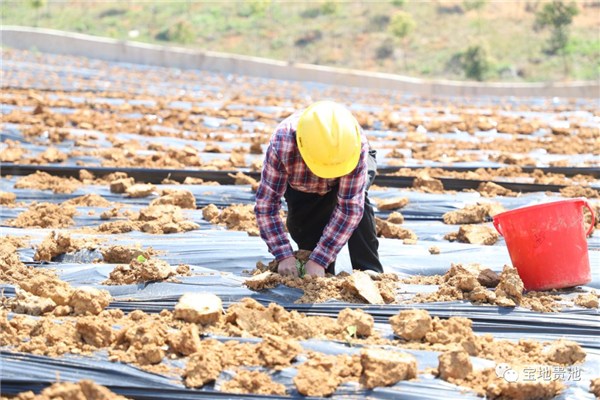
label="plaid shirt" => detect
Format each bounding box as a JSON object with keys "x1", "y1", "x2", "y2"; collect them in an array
[{"x1": 255, "y1": 111, "x2": 368, "y2": 268}]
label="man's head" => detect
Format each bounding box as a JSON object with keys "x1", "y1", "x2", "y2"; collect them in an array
[{"x1": 296, "y1": 101, "x2": 361, "y2": 179}]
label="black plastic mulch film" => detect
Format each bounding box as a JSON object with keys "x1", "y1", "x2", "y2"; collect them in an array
[{"x1": 1, "y1": 51, "x2": 599, "y2": 399}]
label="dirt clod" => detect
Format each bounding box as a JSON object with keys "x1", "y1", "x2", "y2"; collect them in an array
[
  {"x1": 445, "y1": 224, "x2": 499, "y2": 245},
  {"x1": 0, "y1": 191, "x2": 16, "y2": 205},
  {"x1": 125, "y1": 183, "x2": 155, "y2": 198},
  {"x1": 390, "y1": 309, "x2": 432, "y2": 341},
  {"x1": 495, "y1": 266, "x2": 524, "y2": 307},
  {"x1": 103, "y1": 257, "x2": 177, "y2": 285},
  {"x1": 543, "y1": 339, "x2": 586, "y2": 364},
  {"x1": 574, "y1": 292, "x2": 599, "y2": 308},
  {"x1": 63, "y1": 194, "x2": 112, "y2": 207},
  {"x1": 7, "y1": 202, "x2": 76, "y2": 229},
  {"x1": 8, "y1": 380, "x2": 128, "y2": 400},
  {"x1": 169, "y1": 324, "x2": 202, "y2": 356},
  {"x1": 150, "y1": 189, "x2": 196, "y2": 209},
  {"x1": 174, "y1": 293, "x2": 223, "y2": 325},
  {"x1": 14, "y1": 171, "x2": 81, "y2": 194},
  {"x1": 110, "y1": 177, "x2": 135, "y2": 193},
  {"x1": 337, "y1": 308, "x2": 374, "y2": 337},
  {"x1": 360, "y1": 348, "x2": 417, "y2": 388},
  {"x1": 375, "y1": 217, "x2": 417, "y2": 240},
  {"x1": 443, "y1": 202, "x2": 505, "y2": 224},
  {"x1": 377, "y1": 197, "x2": 409, "y2": 211},
  {"x1": 70, "y1": 287, "x2": 112, "y2": 315},
  {"x1": 294, "y1": 354, "x2": 361, "y2": 397},
  {"x1": 438, "y1": 350, "x2": 472, "y2": 380},
  {"x1": 222, "y1": 369, "x2": 286, "y2": 396}
]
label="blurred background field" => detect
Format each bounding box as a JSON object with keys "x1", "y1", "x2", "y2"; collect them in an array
[{"x1": 2, "y1": 0, "x2": 599, "y2": 82}]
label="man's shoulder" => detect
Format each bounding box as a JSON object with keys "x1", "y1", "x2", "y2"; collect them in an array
[{"x1": 272, "y1": 111, "x2": 301, "y2": 146}]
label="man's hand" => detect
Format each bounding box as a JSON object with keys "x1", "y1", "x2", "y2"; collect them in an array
[
  {"x1": 305, "y1": 260, "x2": 325, "y2": 277},
  {"x1": 277, "y1": 256, "x2": 299, "y2": 277}
]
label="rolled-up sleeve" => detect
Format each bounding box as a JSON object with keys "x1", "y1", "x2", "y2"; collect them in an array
[
  {"x1": 254, "y1": 139, "x2": 294, "y2": 261},
  {"x1": 309, "y1": 147, "x2": 368, "y2": 268}
]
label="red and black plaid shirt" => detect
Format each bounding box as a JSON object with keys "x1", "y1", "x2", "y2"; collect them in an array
[{"x1": 254, "y1": 111, "x2": 368, "y2": 268}]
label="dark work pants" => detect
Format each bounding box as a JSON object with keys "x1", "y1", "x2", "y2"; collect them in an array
[{"x1": 284, "y1": 150, "x2": 383, "y2": 274}]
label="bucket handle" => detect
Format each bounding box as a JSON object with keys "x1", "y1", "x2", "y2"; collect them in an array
[{"x1": 581, "y1": 200, "x2": 596, "y2": 237}]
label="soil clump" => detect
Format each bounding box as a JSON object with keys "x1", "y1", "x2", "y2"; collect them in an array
[
  {"x1": 444, "y1": 224, "x2": 499, "y2": 245},
  {"x1": 0, "y1": 191, "x2": 17, "y2": 205},
  {"x1": 376, "y1": 197, "x2": 409, "y2": 211},
  {"x1": 97, "y1": 204, "x2": 199, "y2": 235},
  {"x1": 574, "y1": 292, "x2": 599, "y2": 308},
  {"x1": 150, "y1": 189, "x2": 196, "y2": 209},
  {"x1": 294, "y1": 354, "x2": 361, "y2": 396},
  {"x1": 14, "y1": 171, "x2": 81, "y2": 194},
  {"x1": 100, "y1": 245, "x2": 157, "y2": 263},
  {"x1": 34, "y1": 231, "x2": 104, "y2": 262},
  {"x1": 375, "y1": 217, "x2": 417, "y2": 241},
  {"x1": 7, "y1": 202, "x2": 76, "y2": 229},
  {"x1": 202, "y1": 204, "x2": 260, "y2": 236},
  {"x1": 103, "y1": 257, "x2": 189, "y2": 285},
  {"x1": 443, "y1": 202, "x2": 505, "y2": 224},
  {"x1": 245, "y1": 267, "x2": 398, "y2": 304},
  {"x1": 6, "y1": 380, "x2": 129, "y2": 400},
  {"x1": 409, "y1": 264, "x2": 560, "y2": 312},
  {"x1": 63, "y1": 194, "x2": 112, "y2": 207},
  {"x1": 221, "y1": 369, "x2": 286, "y2": 395}
]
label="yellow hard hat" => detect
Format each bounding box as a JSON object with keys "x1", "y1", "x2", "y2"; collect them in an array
[{"x1": 296, "y1": 101, "x2": 361, "y2": 179}]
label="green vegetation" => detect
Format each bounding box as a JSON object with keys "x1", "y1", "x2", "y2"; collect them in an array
[
  {"x1": 388, "y1": 11, "x2": 416, "y2": 69},
  {"x1": 457, "y1": 43, "x2": 491, "y2": 81},
  {"x1": 345, "y1": 325, "x2": 357, "y2": 347},
  {"x1": 2, "y1": 0, "x2": 597, "y2": 82},
  {"x1": 535, "y1": 1, "x2": 579, "y2": 55}
]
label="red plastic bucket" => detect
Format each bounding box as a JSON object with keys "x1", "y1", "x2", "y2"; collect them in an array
[{"x1": 493, "y1": 198, "x2": 595, "y2": 291}]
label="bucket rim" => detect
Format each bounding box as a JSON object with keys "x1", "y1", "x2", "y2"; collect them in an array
[{"x1": 493, "y1": 198, "x2": 587, "y2": 222}]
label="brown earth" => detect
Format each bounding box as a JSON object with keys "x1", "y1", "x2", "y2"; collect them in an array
[
  {"x1": 445, "y1": 224, "x2": 499, "y2": 245},
  {"x1": 221, "y1": 369, "x2": 286, "y2": 396},
  {"x1": 103, "y1": 257, "x2": 189, "y2": 285},
  {"x1": 375, "y1": 217, "x2": 418, "y2": 241},
  {"x1": 410, "y1": 264, "x2": 560, "y2": 312},
  {"x1": 0, "y1": 191, "x2": 17, "y2": 205},
  {"x1": 0, "y1": 294, "x2": 590, "y2": 396},
  {"x1": 125, "y1": 183, "x2": 155, "y2": 198},
  {"x1": 450, "y1": 368, "x2": 564, "y2": 399},
  {"x1": 478, "y1": 181, "x2": 517, "y2": 197},
  {"x1": 438, "y1": 350, "x2": 472, "y2": 380},
  {"x1": 14, "y1": 171, "x2": 81, "y2": 194},
  {"x1": 376, "y1": 197, "x2": 409, "y2": 211},
  {"x1": 1, "y1": 241, "x2": 110, "y2": 317},
  {"x1": 443, "y1": 202, "x2": 505, "y2": 224},
  {"x1": 6, "y1": 202, "x2": 77, "y2": 229},
  {"x1": 294, "y1": 353, "x2": 361, "y2": 396},
  {"x1": 245, "y1": 269, "x2": 398, "y2": 304},
  {"x1": 100, "y1": 245, "x2": 157, "y2": 263},
  {"x1": 5, "y1": 380, "x2": 129, "y2": 400},
  {"x1": 360, "y1": 348, "x2": 417, "y2": 388},
  {"x1": 228, "y1": 171, "x2": 259, "y2": 191},
  {"x1": 97, "y1": 204, "x2": 199, "y2": 235},
  {"x1": 202, "y1": 204, "x2": 260, "y2": 236},
  {"x1": 574, "y1": 292, "x2": 599, "y2": 308},
  {"x1": 591, "y1": 378, "x2": 600, "y2": 397},
  {"x1": 62, "y1": 194, "x2": 112, "y2": 207},
  {"x1": 34, "y1": 231, "x2": 104, "y2": 262},
  {"x1": 1, "y1": 235, "x2": 31, "y2": 249},
  {"x1": 149, "y1": 189, "x2": 196, "y2": 209}
]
